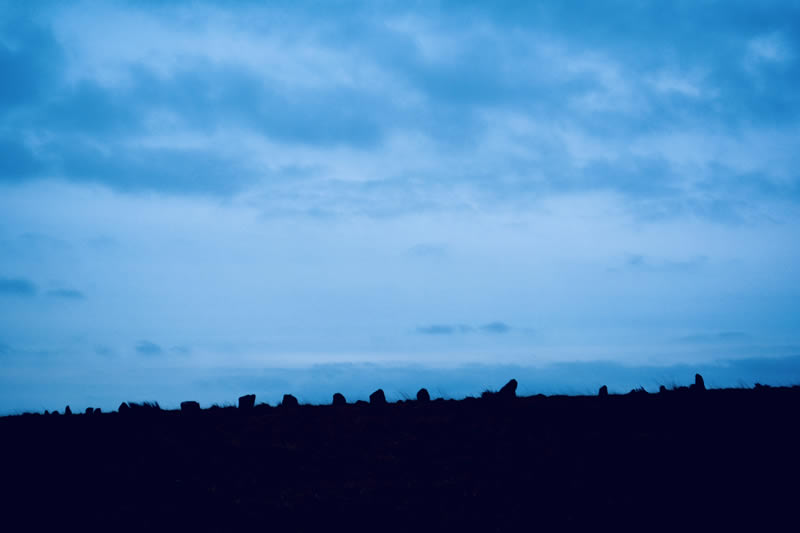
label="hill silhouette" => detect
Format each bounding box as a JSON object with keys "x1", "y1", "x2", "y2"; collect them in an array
[{"x1": 2, "y1": 377, "x2": 799, "y2": 531}]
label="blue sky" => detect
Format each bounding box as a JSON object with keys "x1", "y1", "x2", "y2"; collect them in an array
[{"x1": 2, "y1": 0, "x2": 800, "y2": 413}]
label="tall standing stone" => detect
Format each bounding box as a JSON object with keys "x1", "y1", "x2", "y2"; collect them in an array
[
  {"x1": 691, "y1": 373, "x2": 706, "y2": 392},
  {"x1": 238, "y1": 394, "x2": 256, "y2": 410},
  {"x1": 498, "y1": 379, "x2": 518, "y2": 399}
]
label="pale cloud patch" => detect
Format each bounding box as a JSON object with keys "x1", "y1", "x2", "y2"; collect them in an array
[
  {"x1": 746, "y1": 32, "x2": 792, "y2": 66},
  {"x1": 50, "y1": 1, "x2": 401, "y2": 95},
  {"x1": 647, "y1": 71, "x2": 708, "y2": 99}
]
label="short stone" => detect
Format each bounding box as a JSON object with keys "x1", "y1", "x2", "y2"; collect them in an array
[
  {"x1": 180, "y1": 400, "x2": 201, "y2": 413},
  {"x1": 369, "y1": 389, "x2": 387, "y2": 405},
  {"x1": 281, "y1": 394, "x2": 299, "y2": 408}
]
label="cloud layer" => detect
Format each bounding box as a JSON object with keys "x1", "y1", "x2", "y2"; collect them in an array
[
  {"x1": 1, "y1": 2, "x2": 800, "y2": 412},
  {"x1": 0, "y1": 1, "x2": 798, "y2": 218}
]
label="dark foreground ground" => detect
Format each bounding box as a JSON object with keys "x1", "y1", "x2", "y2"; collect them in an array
[{"x1": 2, "y1": 384, "x2": 799, "y2": 531}]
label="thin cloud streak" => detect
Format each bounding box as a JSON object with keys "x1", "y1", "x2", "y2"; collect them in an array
[
  {"x1": 0, "y1": 278, "x2": 37, "y2": 297},
  {"x1": 46, "y1": 289, "x2": 85, "y2": 300}
]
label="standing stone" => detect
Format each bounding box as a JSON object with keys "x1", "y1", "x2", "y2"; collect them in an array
[
  {"x1": 659, "y1": 385, "x2": 668, "y2": 394},
  {"x1": 332, "y1": 393, "x2": 347, "y2": 406},
  {"x1": 369, "y1": 389, "x2": 387, "y2": 405},
  {"x1": 282, "y1": 394, "x2": 299, "y2": 408},
  {"x1": 691, "y1": 373, "x2": 706, "y2": 392},
  {"x1": 64, "y1": 406, "x2": 72, "y2": 416},
  {"x1": 93, "y1": 407, "x2": 102, "y2": 415},
  {"x1": 498, "y1": 379, "x2": 518, "y2": 399},
  {"x1": 238, "y1": 394, "x2": 256, "y2": 410},
  {"x1": 598, "y1": 385, "x2": 608, "y2": 397},
  {"x1": 416, "y1": 388, "x2": 431, "y2": 402},
  {"x1": 695, "y1": 374, "x2": 705, "y2": 390},
  {"x1": 180, "y1": 400, "x2": 200, "y2": 413},
  {"x1": 118, "y1": 402, "x2": 130, "y2": 414},
  {"x1": 85, "y1": 407, "x2": 94, "y2": 415}
]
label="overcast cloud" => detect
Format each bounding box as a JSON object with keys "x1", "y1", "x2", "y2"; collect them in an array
[{"x1": 1, "y1": 1, "x2": 799, "y2": 413}]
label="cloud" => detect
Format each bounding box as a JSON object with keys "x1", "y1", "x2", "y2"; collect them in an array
[
  {"x1": 0, "y1": 2, "x2": 798, "y2": 406},
  {"x1": 406, "y1": 243, "x2": 447, "y2": 257},
  {"x1": 0, "y1": 0, "x2": 795, "y2": 222},
  {"x1": 46, "y1": 289, "x2": 85, "y2": 300},
  {"x1": 0, "y1": 137, "x2": 43, "y2": 181},
  {"x1": 0, "y1": 16, "x2": 63, "y2": 111},
  {"x1": 417, "y1": 323, "x2": 511, "y2": 335},
  {"x1": 677, "y1": 331, "x2": 750, "y2": 344},
  {"x1": 480, "y1": 322, "x2": 511, "y2": 334},
  {"x1": 0, "y1": 278, "x2": 37, "y2": 297},
  {"x1": 135, "y1": 340, "x2": 163, "y2": 356},
  {"x1": 417, "y1": 325, "x2": 458, "y2": 335},
  {"x1": 621, "y1": 254, "x2": 708, "y2": 273},
  {"x1": 94, "y1": 345, "x2": 114, "y2": 357},
  {"x1": 747, "y1": 33, "x2": 792, "y2": 65}
]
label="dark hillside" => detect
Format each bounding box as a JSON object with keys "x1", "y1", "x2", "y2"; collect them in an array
[{"x1": 2, "y1": 384, "x2": 799, "y2": 531}]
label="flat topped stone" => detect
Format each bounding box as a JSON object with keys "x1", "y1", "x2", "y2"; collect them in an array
[
  {"x1": 369, "y1": 389, "x2": 386, "y2": 405},
  {"x1": 416, "y1": 388, "x2": 431, "y2": 402},
  {"x1": 180, "y1": 400, "x2": 200, "y2": 413},
  {"x1": 238, "y1": 394, "x2": 256, "y2": 410},
  {"x1": 282, "y1": 394, "x2": 299, "y2": 408},
  {"x1": 332, "y1": 393, "x2": 346, "y2": 406},
  {"x1": 85, "y1": 407, "x2": 94, "y2": 415}
]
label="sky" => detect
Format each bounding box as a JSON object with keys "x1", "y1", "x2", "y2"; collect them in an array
[{"x1": 2, "y1": 0, "x2": 800, "y2": 413}]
